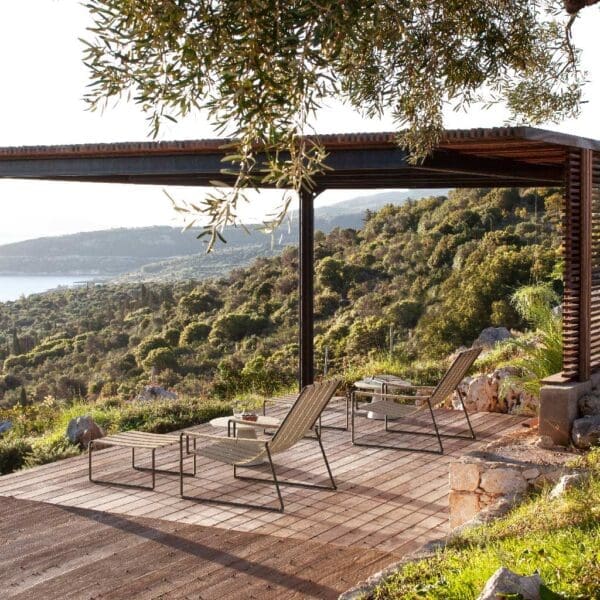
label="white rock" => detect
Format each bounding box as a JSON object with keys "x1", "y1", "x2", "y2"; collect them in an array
[
  {"x1": 136, "y1": 385, "x2": 177, "y2": 402},
  {"x1": 549, "y1": 473, "x2": 583, "y2": 499},
  {"x1": 480, "y1": 468, "x2": 528, "y2": 496},
  {"x1": 522, "y1": 468, "x2": 540, "y2": 480},
  {"x1": 449, "y1": 491, "x2": 480, "y2": 529},
  {"x1": 473, "y1": 327, "x2": 513, "y2": 349},
  {"x1": 477, "y1": 567, "x2": 542, "y2": 600},
  {"x1": 450, "y1": 462, "x2": 480, "y2": 492}
]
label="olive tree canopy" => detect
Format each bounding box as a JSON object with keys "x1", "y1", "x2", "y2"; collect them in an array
[{"x1": 83, "y1": 0, "x2": 597, "y2": 247}]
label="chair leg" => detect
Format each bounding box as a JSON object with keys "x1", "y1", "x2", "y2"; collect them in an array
[
  {"x1": 316, "y1": 427, "x2": 336, "y2": 490},
  {"x1": 426, "y1": 401, "x2": 444, "y2": 454},
  {"x1": 182, "y1": 436, "x2": 284, "y2": 512},
  {"x1": 456, "y1": 387, "x2": 476, "y2": 439},
  {"x1": 353, "y1": 397, "x2": 443, "y2": 454},
  {"x1": 89, "y1": 442, "x2": 156, "y2": 490},
  {"x1": 88, "y1": 441, "x2": 94, "y2": 482}
]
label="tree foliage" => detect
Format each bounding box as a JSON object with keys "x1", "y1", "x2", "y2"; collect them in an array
[{"x1": 83, "y1": 1, "x2": 588, "y2": 245}]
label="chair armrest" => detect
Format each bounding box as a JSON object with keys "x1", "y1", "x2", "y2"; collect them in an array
[
  {"x1": 352, "y1": 390, "x2": 430, "y2": 401},
  {"x1": 181, "y1": 431, "x2": 267, "y2": 447},
  {"x1": 227, "y1": 417, "x2": 280, "y2": 432}
]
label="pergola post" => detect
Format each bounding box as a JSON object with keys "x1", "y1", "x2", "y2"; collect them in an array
[
  {"x1": 299, "y1": 188, "x2": 317, "y2": 390},
  {"x1": 539, "y1": 148, "x2": 595, "y2": 445}
]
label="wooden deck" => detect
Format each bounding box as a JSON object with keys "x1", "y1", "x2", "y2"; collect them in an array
[{"x1": 0, "y1": 406, "x2": 525, "y2": 599}]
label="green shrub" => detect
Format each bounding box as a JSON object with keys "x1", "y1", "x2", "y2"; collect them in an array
[
  {"x1": 180, "y1": 321, "x2": 211, "y2": 345},
  {"x1": 210, "y1": 313, "x2": 269, "y2": 342},
  {"x1": 136, "y1": 335, "x2": 170, "y2": 361},
  {"x1": 24, "y1": 435, "x2": 80, "y2": 468},
  {"x1": 0, "y1": 436, "x2": 32, "y2": 475},
  {"x1": 142, "y1": 347, "x2": 178, "y2": 372}
]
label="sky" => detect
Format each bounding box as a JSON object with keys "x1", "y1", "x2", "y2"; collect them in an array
[{"x1": 0, "y1": 1, "x2": 598, "y2": 245}]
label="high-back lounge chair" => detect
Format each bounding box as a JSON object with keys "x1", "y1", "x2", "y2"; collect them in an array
[
  {"x1": 351, "y1": 347, "x2": 481, "y2": 454},
  {"x1": 181, "y1": 379, "x2": 341, "y2": 512}
]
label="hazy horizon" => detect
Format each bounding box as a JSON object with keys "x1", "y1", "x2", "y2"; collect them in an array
[{"x1": 0, "y1": 2, "x2": 598, "y2": 245}]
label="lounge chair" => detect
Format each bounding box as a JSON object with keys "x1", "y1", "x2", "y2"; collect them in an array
[
  {"x1": 262, "y1": 390, "x2": 349, "y2": 431},
  {"x1": 351, "y1": 347, "x2": 481, "y2": 454},
  {"x1": 180, "y1": 379, "x2": 341, "y2": 512}
]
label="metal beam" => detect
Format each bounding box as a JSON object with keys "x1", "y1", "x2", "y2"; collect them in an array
[{"x1": 299, "y1": 188, "x2": 316, "y2": 390}]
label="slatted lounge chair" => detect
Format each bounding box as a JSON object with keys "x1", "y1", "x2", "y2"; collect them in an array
[
  {"x1": 262, "y1": 389, "x2": 350, "y2": 431},
  {"x1": 89, "y1": 431, "x2": 197, "y2": 490},
  {"x1": 351, "y1": 347, "x2": 481, "y2": 454},
  {"x1": 180, "y1": 379, "x2": 341, "y2": 512}
]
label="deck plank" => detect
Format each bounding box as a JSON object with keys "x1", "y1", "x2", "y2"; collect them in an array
[{"x1": 0, "y1": 409, "x2": 526, "y2": 598}]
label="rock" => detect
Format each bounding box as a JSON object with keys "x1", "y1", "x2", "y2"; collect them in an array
[
  {"x1": 136, "y1": 385, "x2": 177, "y2": 402},
  {"x1": 477, "y1": 567, "x2": 542, "y2": 600},
  {"x1": 449, "y1": 462, "x2": 480, "y2": 492},
  {"x1": 66, "y1": 416, "x2": 104, "y2": 447},
  {"x1": 579, "y1": 392, "x2": 600, "y2": 416},
  {"x1": 571, "y1": 415, "x2": 600, "y2": 449},
  {"x1": 473, "y1": 327, "x2": 512, "y2": 349},
  {"x1": 449, "y1": 491, "x2": 480, "y2": 529},
  {"x1": 453, "y1": 367, "x2": 538, "y2": 416},
  {"x1": 549, "y1": 473, "x2": 584, "y2": 499},
  {"x1": 0, "y1": 420, "x2": 12, "y2": 435},
  {"x1": 480, "y1": 468, "x2": 528, "y2": 496},
  {"x1": 534, "y1": 435, "x2": 555, "y2": 449},
  {"x1": 522, "y1": 467, "x2": 540, "y2": 481}
]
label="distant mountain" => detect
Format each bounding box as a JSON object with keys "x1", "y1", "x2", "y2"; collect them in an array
[{"x1": 0, "y1": 189, "x2": 448, "y2": 280}]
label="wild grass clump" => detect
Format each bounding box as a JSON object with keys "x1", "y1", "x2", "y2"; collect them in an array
[
  {"x1": 338, "y1": 354, "x2": 448, "y2": 391},
  {"x1": 371, "y1": 449, "x2": 600, "y2": 600}
]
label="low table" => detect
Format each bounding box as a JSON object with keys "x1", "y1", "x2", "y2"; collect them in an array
[
  {"x1": 353, "y1": 375, "x2": 411, "y2": 420},
  {"x1": 209, "y1": 415, "x2": 280, "y2": 439},
  {"x1": 89, "y1": 431, "x2": 196, "y2": 490}
]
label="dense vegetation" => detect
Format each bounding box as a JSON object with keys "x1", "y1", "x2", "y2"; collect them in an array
[
  {"x1": 0, "y1": 187, "x2": 560, "y2": 411},
  {"x1": 372, "y1": 449, "x2": 600, "y2": 599}
]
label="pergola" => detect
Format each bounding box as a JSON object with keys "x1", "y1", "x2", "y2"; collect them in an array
[{"x1": 1, "y1": 126, "x2": 599, "y2": 441}]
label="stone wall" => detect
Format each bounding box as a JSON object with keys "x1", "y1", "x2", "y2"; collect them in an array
[{"x1": 449, "y1": 453, "x2": 562, "y2": 528}]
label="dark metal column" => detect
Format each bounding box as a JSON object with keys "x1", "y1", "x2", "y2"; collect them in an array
[{"x1": 299, "y1": 188, "x2": 317, "y2": 389}]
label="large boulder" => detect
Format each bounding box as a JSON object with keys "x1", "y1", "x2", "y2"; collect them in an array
[
  {"x1": 571, "y1": 415, "x2": 600, "y2": 449},
  {"x1": 0, "y1": 420, "x2": 12, "y2": 435},
  {"x1": 66, "y1": 416, "x2": 104, "y2": 447},
  {"x1": 473, "y1": 327, "x2": 512, "y2": 349},
  {"x1": 453, "y1": 367, "x2": 538, "y2": 415},
  {"x1": 478, "y1": 567, "x2": 542, "y2": 600},
  {"x1": 136, "y1": 385, "x2": 177, "y2": 402}
]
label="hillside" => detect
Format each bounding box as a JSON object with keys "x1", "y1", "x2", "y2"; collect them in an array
[
  {"x1": 0, "y1": 187, "x2": 560, "y2": 407},
  {"x1": 0, "y1": 189, "x2": 443, "y2": 280}
]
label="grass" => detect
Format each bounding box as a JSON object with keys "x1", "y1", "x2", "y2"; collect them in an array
[
  {"x1": 0, "y1": 394, "x2": 231, "y2": 474},
  {"x1": 370, "y1": 450, "x2": 600, "y2": 600}
]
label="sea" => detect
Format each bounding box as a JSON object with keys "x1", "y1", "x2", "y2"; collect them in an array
[{"x1": 0, "y1": 275, "x2": 95, "y2": 302}]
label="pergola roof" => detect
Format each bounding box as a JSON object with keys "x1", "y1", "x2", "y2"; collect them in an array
[{"x1": 0, "y1": 126, "x2": 599, "y2": 190}]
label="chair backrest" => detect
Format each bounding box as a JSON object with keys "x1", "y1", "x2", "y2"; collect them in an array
[
  {"x1": 269, "y1": 379, "x2": 340, "y2": 454},
  {"x1": 429, "y1": 347, "x2": 482, "y2": 407}
]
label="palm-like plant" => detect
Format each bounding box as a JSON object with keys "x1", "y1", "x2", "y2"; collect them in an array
[{"x1": 507, "y1": 284, "x2": 562, "y2": 397}]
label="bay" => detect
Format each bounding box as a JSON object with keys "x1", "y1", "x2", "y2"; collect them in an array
[{"x1": 0, "y1": 275, "x2": 95, "y2": 302}]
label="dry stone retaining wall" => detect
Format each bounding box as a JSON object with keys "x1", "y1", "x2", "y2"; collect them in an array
[{"x1": 449, "y1": 453, "x2": 561, "y2": 528}]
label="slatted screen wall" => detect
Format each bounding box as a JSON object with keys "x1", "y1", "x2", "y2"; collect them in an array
[
  {"x1": 563, "y1": 149, "x2": 599, "y2": 381},
  {"x1": 591, "y1": 151, "x2": 600, "y2": 374}
]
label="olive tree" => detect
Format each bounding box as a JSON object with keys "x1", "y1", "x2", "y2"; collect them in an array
[{"x1": 83, "y1": 0, "x2": 597, "y2": 247}]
